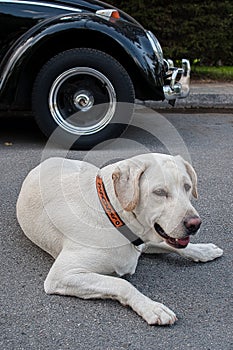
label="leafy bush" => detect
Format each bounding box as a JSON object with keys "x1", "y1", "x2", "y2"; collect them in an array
[{"x1": 108, "y1": 0, "x2": 233, "y2": 65}]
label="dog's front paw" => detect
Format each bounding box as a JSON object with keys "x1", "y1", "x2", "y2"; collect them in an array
[
  {"x1": 133, "y1": 297, "x2": 177, "y2": 325},
  {"x1": 180, "y1": 243, "x2": 223, "y2": 262}
]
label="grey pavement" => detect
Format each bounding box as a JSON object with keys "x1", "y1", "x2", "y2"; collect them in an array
[
  {"x1": 144, "y1": 82, "x2": 233, "y2": 109},
  {"x1": 0, "y1": 111, "x2": 233, "y2": 350}
]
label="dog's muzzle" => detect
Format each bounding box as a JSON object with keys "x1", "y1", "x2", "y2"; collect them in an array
[
  {"x1": 154, "y1": 216, "x2": 201, "y2": 249},
  {"x1": 154, "y1": 223, "x2": 189, "y2": 249}
]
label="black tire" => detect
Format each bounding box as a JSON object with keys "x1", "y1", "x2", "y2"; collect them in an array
[{"x1": 32, "y1": 48, "x2": 135, "y2": 149}]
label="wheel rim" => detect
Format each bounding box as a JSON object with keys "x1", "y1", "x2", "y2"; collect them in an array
[{"x1": 49, "y1": 67, "x2": 117, "y2": 135}]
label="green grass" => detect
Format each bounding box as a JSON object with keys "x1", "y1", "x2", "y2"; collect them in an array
[{"x1": 191, "y1": 66, "x2": 233, "y2": 81}]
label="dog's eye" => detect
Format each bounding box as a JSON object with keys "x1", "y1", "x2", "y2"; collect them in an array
[
  {"x1": 184, "y1": 183, "x2": 191, "y2": 192},
  {"x1": 153, "y1": 189, "x2": 168, "y2": 197}
]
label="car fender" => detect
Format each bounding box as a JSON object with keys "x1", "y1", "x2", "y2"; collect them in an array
[{"x1": 0, "y1": 13, "x2": 163, "y2": 105}]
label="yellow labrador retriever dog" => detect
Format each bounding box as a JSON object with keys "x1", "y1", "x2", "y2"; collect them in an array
[{"x1": 16, "y1": 154, "x2": 223, "y2": 325}]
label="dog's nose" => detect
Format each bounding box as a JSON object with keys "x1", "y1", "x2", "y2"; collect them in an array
[{"x1": 184, "y1": 216, "x2": 202, "y2": 235}]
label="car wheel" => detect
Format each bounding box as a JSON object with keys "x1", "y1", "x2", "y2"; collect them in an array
[{"x1": 32, "y1": 48, "x2": 135, "y2": 149}]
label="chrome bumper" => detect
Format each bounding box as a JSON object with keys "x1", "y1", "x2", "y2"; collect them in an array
[{"x1": 163, "y1": 59, "x2": 191, "y2": 101}]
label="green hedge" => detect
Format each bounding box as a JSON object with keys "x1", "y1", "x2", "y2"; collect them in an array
[{"x1": 108, "y1": 0, "x2": 233, "y2": 65}]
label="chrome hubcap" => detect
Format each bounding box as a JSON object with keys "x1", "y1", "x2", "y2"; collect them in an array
[
  {"x1": 49, "y1": 67, "x2": 117, "y2": 135},
  {"x1": 73, "y1": 90, "x2": 94, "y2": 111}
]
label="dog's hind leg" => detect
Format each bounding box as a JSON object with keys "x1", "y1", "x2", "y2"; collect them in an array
[{"x1": 44, "y1": 250, "x2": 177, "y2": 326}]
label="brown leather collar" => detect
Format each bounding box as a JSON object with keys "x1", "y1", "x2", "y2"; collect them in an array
[{"x1": 96, "y1": 176, "x2": 144, "y2": 246}]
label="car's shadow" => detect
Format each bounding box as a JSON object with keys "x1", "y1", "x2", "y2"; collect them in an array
[
  {"x1": 0, "y1": 113, "x2": 168, "y2": 151},
  {"x1": 0, "y1": 113, "x2": 46, "y2": 145}
]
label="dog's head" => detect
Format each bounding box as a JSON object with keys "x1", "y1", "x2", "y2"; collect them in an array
[{"x1": 111, "y1": 153, "x2": 201, "y2": 249}]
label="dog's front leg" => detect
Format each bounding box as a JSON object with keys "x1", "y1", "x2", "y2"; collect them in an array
[
  {"x1": 176, "y1": 243, "x2": 223, "y2": 262},
  {"x1": 144, "y1": 242, "x2": 223, "y2": 262},
  {"x1": 44, "y1": 251, "x2": 177, "y2": 326}
]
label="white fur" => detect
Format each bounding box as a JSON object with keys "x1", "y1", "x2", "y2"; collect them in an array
[{"x1": 16, "y1": 154, "x2": 223, "y2": 325}]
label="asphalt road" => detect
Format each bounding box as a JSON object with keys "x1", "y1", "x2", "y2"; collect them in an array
[{"x1": 0, "y1": 110, "x2": 233, "y2": 350}]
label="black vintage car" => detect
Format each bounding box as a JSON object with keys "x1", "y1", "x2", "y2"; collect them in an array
[{"x1": 0, "y1": 0, "x2": 190, "y2": 148}]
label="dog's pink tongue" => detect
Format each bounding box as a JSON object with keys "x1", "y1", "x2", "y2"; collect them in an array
[{"x1": 178, "y1": 237, "x2": 190, "y2": 246}]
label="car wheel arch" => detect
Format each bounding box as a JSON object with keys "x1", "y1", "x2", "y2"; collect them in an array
[{"x1": 7, "y1": 28, "x2": 144, "y2": 108}]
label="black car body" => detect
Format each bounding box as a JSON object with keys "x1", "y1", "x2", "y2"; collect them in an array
[{"x1": 0, "y1": 0, "x2": 190, "y2": 148}]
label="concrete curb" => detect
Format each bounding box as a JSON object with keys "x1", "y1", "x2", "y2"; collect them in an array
[{"x1": 143, "y1": 83, "x2": 233, "y2": 110}]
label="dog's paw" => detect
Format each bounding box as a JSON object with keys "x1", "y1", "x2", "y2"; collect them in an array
[
  {"x1": 134, "y1": 298, "x2": 177, "y2": 325},
  {"x1": 180, "y1": 243, "x2": 223, "y2": 262}
]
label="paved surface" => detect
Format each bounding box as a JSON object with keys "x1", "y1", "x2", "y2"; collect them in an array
[
  {"x1": 144, "y1": 82, "x2": 233, "y2": 109},
  {"x1": 0, "y1": 110, "x2": 233, "y2": 350}
]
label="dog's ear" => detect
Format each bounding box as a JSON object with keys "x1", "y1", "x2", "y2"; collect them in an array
[
  {"x1": 182, "y1": 159, "x2": 198, "y2": 199},
  {"x1": 112, "y1": 161, "x2": 146, "y2": 211}
]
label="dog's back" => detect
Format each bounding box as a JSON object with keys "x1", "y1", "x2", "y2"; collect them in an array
[{"x1": 16, "y1": 157, "x2": 95, "y2": 258}]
